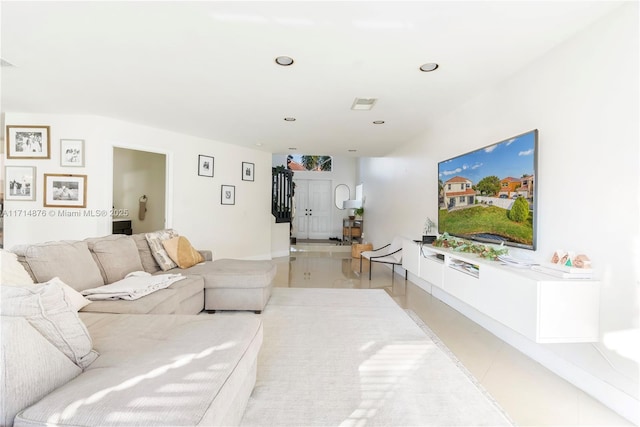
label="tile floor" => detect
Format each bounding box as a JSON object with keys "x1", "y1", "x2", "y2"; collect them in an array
[{"x1": 272, "y1": 247, "x2": 633, "y2": 426}]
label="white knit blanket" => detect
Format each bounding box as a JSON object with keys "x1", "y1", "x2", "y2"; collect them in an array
[{"x1": 81, "y1": 272, "x2": 185, "y2": 301}]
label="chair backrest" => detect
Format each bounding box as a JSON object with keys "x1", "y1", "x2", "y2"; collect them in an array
[{"x1": 388, "y1": 237, "x2": 404, "y2": 263}]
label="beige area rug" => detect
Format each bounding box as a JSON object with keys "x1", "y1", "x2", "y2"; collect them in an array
[{"x1": 240, "y1": 288, "x2": 513, "y2": 426}]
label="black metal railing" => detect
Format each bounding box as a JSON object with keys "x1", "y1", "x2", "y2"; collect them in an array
[{"x1": 272, "y1": 167, "x2": 293, "y2": 223}]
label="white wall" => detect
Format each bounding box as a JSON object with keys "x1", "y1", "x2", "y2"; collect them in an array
[
  {"x1": 359, "y1": 3, "x2": 639, "y2": 422},
  {"x1": 3, "y1": 114, "x2": 273, "y2": 260}
]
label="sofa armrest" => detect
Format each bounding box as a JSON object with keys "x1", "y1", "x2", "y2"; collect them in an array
[{"x1": 198, "y1": 250, "x2": 213, "y2": 261}]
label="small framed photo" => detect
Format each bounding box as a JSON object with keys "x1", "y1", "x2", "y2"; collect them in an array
[
  {"x1": 6, "y1": 125, "x2": 51, "y2": 159},
  {"x1": 4, "y1": 166, "x2": 36, "y2": 201},
  {"x1": 221, "y1": 185, "x2": 235, "y2": 205},
  {"x1": 60, "y1": 139, "x2": 85, "y2": 167},
  {"x1": 198, "y1": 155, "x2": 214, "y2": 177},
  {"x1": 44, "y1": 174, "x2": 87, "y2": 208},
  {"x1": 242, "y1": 162, "x2": 255, "y2": 181}
]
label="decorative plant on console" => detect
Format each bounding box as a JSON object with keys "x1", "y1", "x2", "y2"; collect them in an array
[
  {"x1": 422, "y1": 217, "x2": 437, "y2": 243},
  {"x1": 354, "y1": 207, "x2": 364, "y2": 219},
  {"x1": 432, "y1": 232, "x2": 508, "y2": 260}
]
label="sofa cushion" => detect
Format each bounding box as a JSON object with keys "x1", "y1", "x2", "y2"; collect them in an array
[
  {"x1": 1, "y1": 317, "x2": 82, "y2": 427},
  {"x1": 15, "y1": 313, "x2": 263, "y2": 426},
  {"x1": 190, "y1": 259, "x2": 277, "y2": 289},
  {"x1": 18, "y1": 241, "x2": 104, "y2": 291},
  {"x1": 85, "y1": 235, "x2": 144, "y2": 283},
  {"x1": 131, "y1": 233, "x2": 161, "y2": 273},
  {"x1": 0, "y1": 279, "x2": 99, "y2": 369},
  {"x1": 0, "y1": 248, "x2": 34, "y2": 285},
  {"x1": 145, "y1": 229, "x2": 179, "y2": 271},
  {"x1": 162, "y1": 236, "x2": 205, "y2": 269}
]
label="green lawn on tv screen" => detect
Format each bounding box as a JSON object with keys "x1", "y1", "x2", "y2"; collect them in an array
[{"x1": 438, "y1": 205, "x2": 533, "y2": 246}]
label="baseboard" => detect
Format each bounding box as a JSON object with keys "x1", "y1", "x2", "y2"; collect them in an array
[{"x1": 270, "y1": 250, "x2": 290, "y2": 259}]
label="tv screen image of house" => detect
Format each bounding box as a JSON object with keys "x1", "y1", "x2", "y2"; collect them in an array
[{"x1": 438, "y1": 129, "x2": 538, "y2": 250}]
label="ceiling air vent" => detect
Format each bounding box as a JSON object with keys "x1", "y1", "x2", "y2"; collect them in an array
[{"x1": 351, "y1": 97, "x2": 377, "y2": 111}]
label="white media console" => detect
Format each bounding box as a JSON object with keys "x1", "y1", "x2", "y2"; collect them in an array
[{"x1": 402, "y1": 239, "x2": 600, "y2": 343}]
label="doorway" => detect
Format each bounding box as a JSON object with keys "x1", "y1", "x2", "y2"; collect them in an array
[
  {"x1": 112, "y1": 147, "x2": 167, "y2": 234},
  {"x1": 293, "y1": 179, "x2": 331, "y2": 240}
]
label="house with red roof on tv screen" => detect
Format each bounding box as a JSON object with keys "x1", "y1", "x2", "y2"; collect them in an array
[{"x1": 443, "y1": 176, "x2": 476, "y2": 210}]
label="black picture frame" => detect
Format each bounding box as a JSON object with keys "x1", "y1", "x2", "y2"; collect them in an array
[
  {"x1": 242, "y1": 162, "x2": 255, "y2": 181},
  {"x1": 221, "y1": 184, "x2": 235, "y2": 205},
  {"x1": 198, "y1": 154, "x2": 214, "y2": 177}
]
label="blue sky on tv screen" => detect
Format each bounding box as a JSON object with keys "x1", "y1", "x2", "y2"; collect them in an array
[{"x1": 438, "y1": 131, "x2": 536, "y2": 185}]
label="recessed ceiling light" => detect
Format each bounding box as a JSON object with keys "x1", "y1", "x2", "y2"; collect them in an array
[
  {"x1": 419, "y1": 63, "x2": 439, "y2": 72},
  {"x1": 255, "y1": 143, "x2": 263, "y2": 147},
  {"x1": 373, "y1": 120, "x2": 385, "y2": 124},
  {"x1": 275, "y1": 56, "x2": 294, "y2": 66},
  {"x1": 284, "y1": 117, "x2": 296, "y2": 121}
]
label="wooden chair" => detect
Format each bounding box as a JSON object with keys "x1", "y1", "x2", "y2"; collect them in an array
[{"x1": 359, "y1": 237, "x2": 406, "y2": 280}]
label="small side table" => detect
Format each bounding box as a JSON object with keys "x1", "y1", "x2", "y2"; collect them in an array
[{"x1": 352, "y1": 243, "x2": 373, "y2": 258}]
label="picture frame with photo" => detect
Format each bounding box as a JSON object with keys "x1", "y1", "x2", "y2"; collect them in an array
[
  {"x1": 5, "y1": 166, "x2": 36, "y2": 201},
  {"x1": 221, "y1": 185, "x2": 235, "y2": 205},
  {"x1": 198, "y1": 155, "x2": 214, "y2": 177},
  {"x1": 60, "y1": 139, "x2": 85, "y2": 167},
  {"x1": 242, "y1": 162, "x2": 255, "y2": 181},
  {"x1": 43, "y1": 174, "x2": 87, "y2": 208},
  {"x1": 6, "y1": 125, "x2": 51, "y2": 159}
]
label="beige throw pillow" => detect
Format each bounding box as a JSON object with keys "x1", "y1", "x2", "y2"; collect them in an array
[
  {"x1": 0, "y1": 279, "x2": 99, "y2": 369},
  {"x1": 162, "y1": 236, "x2": 205, "y2": 269}
]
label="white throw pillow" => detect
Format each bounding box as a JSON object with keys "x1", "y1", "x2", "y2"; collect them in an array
[
  {"x1": 0, "y1": 249, "x2": 34, "y2": 285},
  {"x1": 0, "y1": 280, "x2": 99, "y2": 368},
  {"x1": 145, "y1": 229, "x2": 179, "y2": 271},
  {"x1": 52, "y1": 277, "x2": 92, "y2": 311}
]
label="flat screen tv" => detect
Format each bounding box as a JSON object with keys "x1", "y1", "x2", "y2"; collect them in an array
[{"x1": 438, "y1": 129, "x2": 538, "y2": 250}]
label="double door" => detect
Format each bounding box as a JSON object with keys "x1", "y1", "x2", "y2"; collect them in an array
[{"x1": 294, "y1": 179, "x2": 331, "y2": 240}]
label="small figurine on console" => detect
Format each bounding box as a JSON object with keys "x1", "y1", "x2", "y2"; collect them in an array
[
  {"x1": 551, "y1": 250, "x2": 566, "y2": 264},
  {"x1": 573, "y1": 254, "x2": 592, "y2": 269}
]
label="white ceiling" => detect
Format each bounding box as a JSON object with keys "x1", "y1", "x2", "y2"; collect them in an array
[{"x1": 0, "y1": 1, "x2": 624, "y2": 157}]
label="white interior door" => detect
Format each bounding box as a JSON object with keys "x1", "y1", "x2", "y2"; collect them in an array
[{"x1": 294, "y1": 179, "x2": 331, "y2": 240}]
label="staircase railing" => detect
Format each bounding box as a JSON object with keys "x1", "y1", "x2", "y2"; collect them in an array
[{"x1": 272, "y1": 167, "x2": 293, "y2": 223}]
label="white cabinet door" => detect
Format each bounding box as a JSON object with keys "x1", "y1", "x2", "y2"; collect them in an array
[{"x1": 537, "y1": 281, "x2": 600, "y2": 342}]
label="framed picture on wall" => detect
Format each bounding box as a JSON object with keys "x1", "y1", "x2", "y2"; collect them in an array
[
  {"x1": 221, "y1": 185, "x2": 235, "y2": 205},
  {"x1": 60, "y1": 139, "x2": 85, "y2": 167},
  {"x1": 4, "y1": 166, "x2": 36, "y2": 201},
  {"x1": 198, "y1": 154, "x2": 214, "y2": 177},
  {"x1": 6, "y1": 125, "x2": 50, "y2": 159},
  {"x1": 242, "y1": 162, "x2": 255, "y2": 181},
  {"x1": 43, "y1": 173, "x2": 87, "y2": 208}
]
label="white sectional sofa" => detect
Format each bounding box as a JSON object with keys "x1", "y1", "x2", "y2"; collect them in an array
[
  {"x1": 10, "y1": 230, "x2": 276, "y2": 315},
  {"x1": 2, "y1": 312, "x2": 263, "y2": 426},
  {"x1": 0, "y1": 230, "x2": 276, "y2": 426}
]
